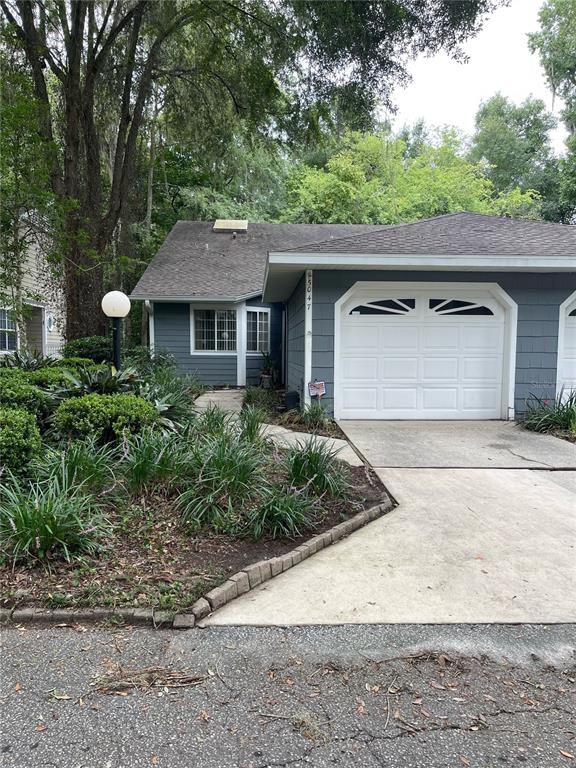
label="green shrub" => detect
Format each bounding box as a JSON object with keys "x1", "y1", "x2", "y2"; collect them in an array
[
  {"x1": 55, "y1": 364, "x2": 140, "y2": 397},
  {"x1": 283, "y1": 437, "x2": 349, "y2": 496},
  {"x1": 62, "y1": 335, "x2": 111, "y2": 363},
  {"x1": 244, "y1": 386, "x2": 280, "y2": 411},
  {"x1": 0, "y1": 408, "x2": 42, "y2": 474},
  {"x1": 522, "y1": 390, "x2": 576, "y2": 433},
  {"x1": 58, "y1": 357, "x2": 97, "y2": 370},
  {"x1": 32, "y1": 438, "x2": 118, "y2": 493},
  {"x1": 239, "y1": 405, "x2": 266, "y2": 444},
  {"x1": 0, "y1": 350, "x2": 59, "y2": 370},
  {"x1": 121, "y1": 428, "x2": 190, "y2": 494},
  {"x1": 0, "y1": 368, "x2": 26, "y2": 381},
  {"x1": 177, "y1": 433, "x2": 263, "y2": 531},
  {"x1": 278, "y1": 402, "x2": 329, "y2": 432},
  {"x1": 0, "y1": 473, "x2": 108, "y2": 564},
  {"x1": 0, "y1": 378, "x2": 52, "y2": 420},
  {"x1": 123, "y1": 346, "x2": 176, "y2": 376},
  {"x1": 193, "y1": 404, "x2": 232, "y2": 437},
  {"x1": 137, "y1": 366, "x2": 201, "y2": 431},
  {"x1": 247, "y1": 486, "x2": 318, "y2": 539},
  {"x1": 53, "y1": 393, "x2": 158, "y2": 442},
  {"x1": 26, "y1": 367, "x2": 72, "y2": 388}
]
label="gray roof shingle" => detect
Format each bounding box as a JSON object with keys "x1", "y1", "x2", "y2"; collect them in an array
[
  {"x1": 276, "y1": 213, "x2": 576, "y2": 257},
  {"x1": 131, "y1": 221, "x2": 381, "y2": 300}
]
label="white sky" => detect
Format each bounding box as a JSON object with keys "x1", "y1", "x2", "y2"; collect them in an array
[{"x1": 387, "y1": 0, "x2": 568, "y2": 154}]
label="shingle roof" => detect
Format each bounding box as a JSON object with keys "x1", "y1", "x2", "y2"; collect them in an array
[
  {"x1": 276, "y1": 213, "x2": 576, "y2": 258},
  {"x1": 131, "y1": 221, "x2": 381, "y2": 300}
]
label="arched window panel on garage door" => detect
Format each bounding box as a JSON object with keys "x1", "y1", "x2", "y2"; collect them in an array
[
  {"x1": 349, "y1": 298, "x2": 416, "y2": 315},
  {"x1": 429, "y1": 299, "x2": 494, "y2": 316}
]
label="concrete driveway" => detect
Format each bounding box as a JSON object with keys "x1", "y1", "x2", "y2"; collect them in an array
[
  {"x1": 205, "y1": 422, "x2": 576, "y2": 626},
  {"x1": 339, "y1": 420, "x2": 576, "y2": 469}
]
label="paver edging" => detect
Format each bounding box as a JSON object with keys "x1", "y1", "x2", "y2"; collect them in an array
[{"x1": 0, "y1": 497, "x2": 394, "y2": 630}]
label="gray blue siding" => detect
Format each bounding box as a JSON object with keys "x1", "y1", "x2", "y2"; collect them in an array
[
  {"x1": 153, "y1": 302, "x2": 237, "y2": 385},
  {"x1": 308, "y1": 270, "x2": 576, "y2": 417},
  {"x1": 286, "y1": 275, "x2": 305, "y2": 399},
  {"x1": 153, "y1": 298, "x2": 284, "y2": 387}
]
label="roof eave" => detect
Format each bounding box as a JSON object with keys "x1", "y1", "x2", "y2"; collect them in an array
[{"x1": 130, "y1": 290, "x2": 262, "y2": 303}]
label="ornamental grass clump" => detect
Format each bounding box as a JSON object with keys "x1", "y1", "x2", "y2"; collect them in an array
[
  {"x1": 522, "y1": 390, "x2": 576, "y2": 434},
  {"x1": 283, "y1": 437, "x2": 349, "y2": 497},
  {"x1": 32, "y1": 438, "x2": 118, "y2": 494},
  {"x1": 0, "y1": 472, "x2": 108, "y2": 565},
  {"x1": 247, "y1": 485, "x2": 318, "y2": 540},
  {"x1": 239, "y1": 404, "x2": 266, "y2": 444},
  {"x1": 177, "y1": 431, "x2": 264, "y2": 532},
  {"x1": 121, "y1": 428, "x2": 191, "y2": 495}
]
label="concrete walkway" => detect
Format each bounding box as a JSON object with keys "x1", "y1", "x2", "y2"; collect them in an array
[{"x1": 194, "y1": 388, "x2": 244, "y2": 413}]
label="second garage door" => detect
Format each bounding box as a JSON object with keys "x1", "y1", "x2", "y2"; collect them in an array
[{"x1": 337, "y1": 288, "x2": 506, "y2": 420}]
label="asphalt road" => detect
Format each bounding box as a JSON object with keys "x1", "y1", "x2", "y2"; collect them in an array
[{"x1": 1, "y1": 624, "x2": 575, "y2": 767}]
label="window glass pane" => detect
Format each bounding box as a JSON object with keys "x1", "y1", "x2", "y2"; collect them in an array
[
  {"x1": 0, "y1": 309, "x2": 17, "y2": 351},
  {"x1": 258, "y1": 312, "x2": 269, "y2": 352},
  {"x1": 247, "y1": 312, "x2": 258, "y2": 352},
  {"x1": 216, "y1": 310, "x2": 236, "y2": 351},
  {"x1": 195, "y1": 310, "x2": 215, "y2": 350}
]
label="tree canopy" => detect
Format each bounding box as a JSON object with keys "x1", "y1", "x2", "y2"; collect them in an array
[{"x1": 282, "y1": 130, "x2": 541, "y2": 225}]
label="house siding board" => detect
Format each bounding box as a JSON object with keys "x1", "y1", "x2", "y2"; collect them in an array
[
  {"x1": 154, "y1": 303, "x2": 237, "y2": 385},
  {"x1": 312, "y1": 270, "x2": 576, "y2": 417},
  {"x1": 286, "y1": 276, "x2": 305, "y2": 399}
]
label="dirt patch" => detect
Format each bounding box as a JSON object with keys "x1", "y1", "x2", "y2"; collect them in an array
[{"x1": 0, "y1": 466, "x2": 389, "y2": 614}]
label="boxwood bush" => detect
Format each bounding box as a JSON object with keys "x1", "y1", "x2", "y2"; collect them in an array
[
  {"x1": 26, "y1": 367, "x2": 72, "y2": 388},
  {"x1": 54, "y1": 393, "x2": 158, "y2": 442},
  {"x1": 0, "y1": 408, "x2": 42, "y2": 473},
  {"x1": 62, "y1": 336, "x2": 111, "y2": 363},
  {"x1": 0, "y1": 378, "x2": 52, "y2": 420}
]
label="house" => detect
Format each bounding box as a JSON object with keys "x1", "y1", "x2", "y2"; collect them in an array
[
  {"x1": 131, "y1": 213, "x2": 576, "y2": 420},
  {"x1": 0, "y1": 242, "x2": 65, "y2": 358}
]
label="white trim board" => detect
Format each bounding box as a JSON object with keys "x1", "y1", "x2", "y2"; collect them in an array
[
  {"x1": 556, "y1": 289, "x2": 576, "y2": 396},
  {"x1": 268, "y1": 252, "x2": 575, "y2": 271},
  {"x1": 237, "y1": 302, "x2": 247, "y2": 386},
  {"x1": 333, "y1": 281, "x2": 518, "y2": 421},
  {"x1": 304, "y1": 270, "x2": 313, "y2": 406}
]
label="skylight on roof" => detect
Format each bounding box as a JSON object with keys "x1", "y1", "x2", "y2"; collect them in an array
[{"x1": 213, "y1": 219, "x2": 248, "y2": 232}]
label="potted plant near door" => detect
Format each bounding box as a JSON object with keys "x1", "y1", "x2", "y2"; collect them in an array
[{"x1": 259, "y1": 351, "x2": 277, "y2": 389}]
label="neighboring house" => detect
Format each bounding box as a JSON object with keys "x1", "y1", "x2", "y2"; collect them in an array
[
  {"x1": 131, "y1": 214, "x2": 576, "y2": 419},
  {"x1": 0, "y1": 244, "x2": 65, "y2": 358}
]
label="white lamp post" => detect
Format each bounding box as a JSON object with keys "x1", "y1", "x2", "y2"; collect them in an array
[{"x1": 101, "y1": 290, "x2": 131, "y2": 370}]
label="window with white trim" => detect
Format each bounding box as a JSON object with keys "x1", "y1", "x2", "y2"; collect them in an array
[
  {"x1": 194, "y1": 309, "x2": 236, "y2": 351},
  {"x1": 247, "y1": 309, "x2": 270, "y2": 352},
  {"x1": 0, "y1": 309, "x2": 17, "y2": 352}
]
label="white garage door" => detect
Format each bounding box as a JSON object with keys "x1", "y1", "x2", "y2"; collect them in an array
[
  {"x1": 338, "y1": 289, "x2": 506, "y2": 419},
  {"x1": 558, "y1": 303, "x2": 576, "y2": 395}
]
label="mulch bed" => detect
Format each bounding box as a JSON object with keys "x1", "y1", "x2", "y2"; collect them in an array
[
  {"x1": 265, "y1": 410, "x2": 347, "y2": 439},
  {"x1": 0, "y1": 465, "x2": 389, "y2": 615}
]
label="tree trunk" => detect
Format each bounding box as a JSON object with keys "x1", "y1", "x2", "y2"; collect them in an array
[
  {"x1": 64, "y1": 238, "x2": 106, "y2": 339},
  {"x1": 145, "y1": 116, "x2": 156, "y2": 233}
]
